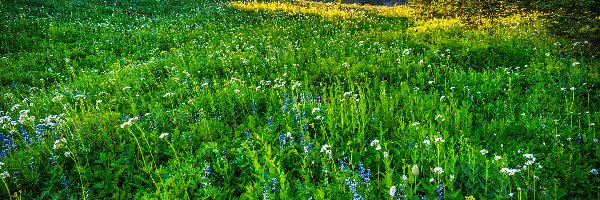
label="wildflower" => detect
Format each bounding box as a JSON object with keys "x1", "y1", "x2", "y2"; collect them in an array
[
  {"x1": 0, "y1": 172, "x2": 9, "y2": 178},
  {"x1": 500, "y1": 168, "x2": 521, "y2": 176},
  {"x1": 120, "y1": 117, "x2": 138, "y2": 129},
  {"x1": 422, "y1": 139, "x2": 430, "y2": 146},
  {"x1": 591, "y1": 168, "x2": 599, "y2": 175},
  {"x1": 403, "y1": 48, "x2": 411, "y2": 55},
  {"x1": 315, "y1": 115, "x2": 323, "y2": 120},
  {"x1": 570, "y1": 87, "x2": 575, "y2": 91},
  {"x1": 64, "y1": 151, "x2": 71, "y2": 157},
  {"x1": 390, "y1": 186, "x2": 397, "y2": 197},
  {"x1": 411, "y1": 164, "x2": 419, "y2": 176},
  {"x1": 357, "y1": 163, "x2": 371, "y2": 183},
  {"x1": 436, "y1": 184, "x2": 444, "y2": 200},
  {"x1": 159, "y1": 133, "x2": 169, "y2": 139},
  {"x1": 480, "y1": 149, "x2": 488, "y2": 155},
  {"x1": 320, "y1": 144, "x2": 330, "y2": 153},
  {"x1": 494, "y1": 156, "x2": 502, "y2": 161},
  {"x1": 383, "y1": 151, "x2": 389, "y2": 158},
  {"x1": 440, "y1": 95, "x2": 445, "y2": 101},
  {"x1": 234, "y1": 89, "x2": 240, "y2": 93},
  {"x1": 465, "y1": 195, "x2": 476, "y2": 200},
  {"x1": 402, "y1": 174, "x2": 408, "y2": 181},
  {"x1": 53, "y1": 138, "x2": 67, "y2": 149},
  {"x1": 572, "y1": 61, "x2": 580, "y2": 66},
  {"x1": 434, "y1": 137, "x2": 444, "y2": 143},
  {"x1": 523, "y1": 154, "x2": 536, "y2": 161},
  {"x1": 429, "y1": 178, "x2": 435, "y2": 182},
  {"x1": 271, "y1": 178, "x2": 278, "y2": 192},
  {"x1": 433, "y1": 167, "x2": 444, "y2": 174},
  {"x1": 312, "y1": 107, "x2": 320, "y2": 114},
  {"x1": 370, "y1": 139, "x2": 380, "y2": 147},
  {"x1": 449, "y1": 175, "x2": 455, "y2": 180}
]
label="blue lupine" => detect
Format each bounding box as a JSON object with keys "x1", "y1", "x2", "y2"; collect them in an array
[
  {"x1": 278, "y1": 133, "x2": 286, "y2": 148},
  {"x1": 61, "y1": 175, "x2": 69, "y2": 188},
  {"x1": 271, "y1": 178, "x2": 278, "y2": 192},
  {"x1": 205, "y1": 166, "x2": 212, "y2": 177},
  {"x1": 245, "y1": 129, "x2": 251, "y2": 140},
  {"x1": 267, "y1": 116, "x2": 273, "y2": 130},
  {"x1": 357, "y1": 163, "x2": 371, "y2": 184},
  {"x1": 436, "y1": 184, "x2": 444, "y2": 200}
]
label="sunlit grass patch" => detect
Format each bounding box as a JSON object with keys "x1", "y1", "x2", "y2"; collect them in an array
[
  {"x1": 408, "y1": 18, "x2": 463, "y2": 33},
  {"x1": 228, "y1": 1, "x2": 356, "y2": 19},
  {"x1": 228, "y1": 0, "x2": 414, "y2": 19}
]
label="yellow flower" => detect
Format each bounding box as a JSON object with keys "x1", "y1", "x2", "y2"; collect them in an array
[{"x1": 465, "y1": 195, "x2": 476, "y2": 200}]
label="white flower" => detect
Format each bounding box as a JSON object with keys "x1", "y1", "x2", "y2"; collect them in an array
[
  {"x1": 572, "y1": 61, "x2": 580, "y2": 66},
  {"x1": 163, "y1": 92, "x2": 175, "y2": 97},
  {"x1": 390, "y1": 186, "x2": 397, "y2": 197},
  {"x1": 234, "y1": 89, "x2": 240, "y2": 93},
  {"x1": 121, "y1": 117, "x2": 138, "y2": 129},
  {"x1": 440, "y1": 95, "x2": 445, "y2": 101},
  {"x1": 434, "y1": 137, "x2": 444, "y2": 143},
  {"x1": 64, "y1": 151, "x2": 71, "y2": 157},
  {"x1": 411, "y1": 164, "x2": 419, "y2": 176},
  {"x1": 494, "y1": 156, "x2": 502, "y2": 161},
  {"x1": 422, "y1": 139, "x2": 430, "y2": 146},
  {"x1": 315, "y1": 115, "x2": 323, "y2": 120},
  {"x1": 402, "y1": 174, "x2": 408, "y2": 181},
  {"x1": 525, "y1": 160, "x2": 534, "y2": 166},
  {"x1": 429, "y1": 178, "x2": 435, "y2": 182},
  {"x1": 403, "y1": 48, "x2": 411, "y2": 55},
  {"x1": 159, "y1": 133, "x2": 169, "y2": 139},
  {"x1": 509, "y1": 193, "x2": 514, "y2": 197},
  {"x1": 383, "y1": 151, "x2": 389, "y2": 158},
  {"x1": 523, "y1": 154, "x2": 536, "y2": 161},
  {"x1": 0, "y1": 162, "x2": 4, "y2": 169},
  {"x1": 570, "y1": 87, "x2": 575, "y2": 91},
  {"x1": 201, "y1": 82, "x2": 209, "y2": 87},
  {"x1": 375, "y1": 144, "x2": 382, "y2": 151},
  {"x1": 312, "y1": 107, "x2": 320, "y2": 114},
  {"x1": 591, "y1": 168, "x2": 599, "y2": 175},
  {"x1": 0, "y1": 172, "x2": 9, "y2": 178},
  {"x1": 428, "y1": 80, "x2": 434, "y2": 85},
  {"x1": 480, "y1": 149, "x2": 488, "y2": 155},
  {"x1": 53, "y1": 138, "x2": 67, "y2": 150},
  {"x1": 433, "y1": 167, "x2": 444, "y2": 174},
  {"x1": 370, "y1": 140, "x2": 380, "y2": 147},
  {"x1": 320, "y1": 144, "x2": 330, "y2": 153},
  {"x1": 449, "y1": 175, "x2": 454, "y2": 180},
  {"x1": 255, "y1": 86, "x2": 261, "y2": 91},
  {"x1": 500, "y1": 168, "x2": 521, "y2": 176}
]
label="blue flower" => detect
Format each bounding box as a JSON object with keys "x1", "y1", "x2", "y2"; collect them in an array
[
  {"x1": 357, "y1": 163, "x2": 371, "y2": 184},
  {"x1": 436, "y1": 184, "x2": 444, "y2": 200}
]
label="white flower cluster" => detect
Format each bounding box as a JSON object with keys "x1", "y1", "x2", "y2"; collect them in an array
[
  {"x1": 370, "y1": 139, "x2": 382, "y2": 151},
  {"x1": 120, "y1": 117, "x2": 138, "y2": 129},
  {"x1": 500, "y1": 168, "x2": 521, "y2": 176}
]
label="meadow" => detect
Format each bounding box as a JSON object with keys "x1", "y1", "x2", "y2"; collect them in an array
[{"x1": 0, "y1": 0, "x2": 599, "y2": 199}]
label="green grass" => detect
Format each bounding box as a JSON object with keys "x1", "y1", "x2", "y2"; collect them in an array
[{"x1": 0, "y1": 0, "x2": 599, "y2": 199}]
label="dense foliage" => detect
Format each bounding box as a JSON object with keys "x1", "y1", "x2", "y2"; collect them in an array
[
  {"x1": 0, "y1": 0, "x2": 599, "y2": 199},
  {"x1": 407, "y1": 0, "x2": 600, "y2": 55}
]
